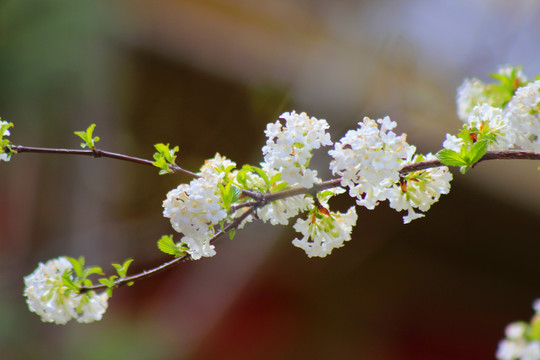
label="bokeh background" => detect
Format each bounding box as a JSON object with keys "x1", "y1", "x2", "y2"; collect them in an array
[{"x1": 1, "y1": 0, "x2": 540, "y2": 359}]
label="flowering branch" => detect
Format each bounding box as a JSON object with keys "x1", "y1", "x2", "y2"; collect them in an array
[{"x1": 3, "y1": 64, "x2": 540, "y2": 352}]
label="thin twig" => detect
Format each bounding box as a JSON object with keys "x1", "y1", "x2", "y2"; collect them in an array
[{"x1": 81, "y1": 206, "x2": 256, "y2": 293}]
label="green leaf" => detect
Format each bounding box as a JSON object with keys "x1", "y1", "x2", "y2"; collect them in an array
[
  {"x1": 157, "y1": 235, "x2": 183, "y2": 257},
  {"x1": 436, "y1": 149, "x2": 468, "y2": 167},
  {"x1": 152, "y1": 143, "x2": 179, "y2": 175},
  {"x1": 61, "y1": 270, "x2": 80, "y2": 292},
  {"x1": 82, "y1": 266, "x2": 104, "y2": 279},
  {"x1": 229, "y1": 228, "x2": 236, "y2": 240},
  {"x1": 74, "y1": 124, "x2": 100, "y2": 149},
  {"x1": 66, "y1": 256, "x2": 84, "y2": 278},
  {"x1": 112, "y1": 259, "x2": 134, "y2": 278},
  {"x1": 466, "y1": 139, "x2": 488, "y2": 165}
]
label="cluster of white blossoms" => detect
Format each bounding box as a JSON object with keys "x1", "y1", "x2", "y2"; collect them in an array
[
  {"x1": 442, "y1": 103, "x2": 516, "y2": 152},
  {"x1": 23, "y1": 257, "x2": 108, "y2": 324},
  {"x1": 456, "y1": 66, "x2": 528, "y2": 121},
  {"x1": 292, "y1": 188, "x2": 357, "y2": 258},
  {"x1": 386, "y1": 151, "x2": 452, "y2": 224},
  {"x1": 451, "y1": 66, "x2": 540, "y2": 153},
  {"x1": 0, "y1": 120, "x2": 13, "y2": 162},
  {"x1": 162, "y1": 154, "x2": 232, "y2": 259},
  {"x1": 496, "y1": 300, "x2": 540, "y2": 360},
  {"x1": 329, "y1": 116, "x2": 414, "y2": 210},
  {"x1": 252, "y1": 165, "x2": 313, "y2": 226},
  {"x1": 262, "y1": 111, "x2": 332, "y2": 188},
  {"x1": 506, "y1": 80, "x2": 540, "y2": 152}
]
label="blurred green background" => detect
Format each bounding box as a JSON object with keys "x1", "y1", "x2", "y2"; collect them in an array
[{"x1": 1, "y1": 0, "x2": 539, "y2": 359}]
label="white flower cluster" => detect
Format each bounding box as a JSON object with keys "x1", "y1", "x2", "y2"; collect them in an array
[
  {"x1": 23, "y1": 257, "x2": 108, "y2": 324},
  {"x1": 506, "y1": 80, "x2": 540, "y2": 152},
  {"x1": 1, "y1": 120, "x2": 13, "y2": 162},
  {"x1": 329, "y1": 116, "x2": 414, "y2": 210},
  {"x1": 442, "y1": 103, "x2": 516, "y2": 152},
  {"x1": 292, "y1": 189, "x2": 357, "y2": 258},
  {"x1": 456, "y1": 66, "x2": 528, "y2": 121},
  {"x1": 262, "y1": 111, "x2": 332, "y2": 188},
  {"x1": 496, "y1": 300, "x2": 540, "y2": 360},
  {"x1": 451, "y1": 67, "x2": 539, "y2": 153},
  {"x1": 162, "y1": 154, "x2": 232, "y2": 259},
  {"x1": 386, "y1": 152, "x2": 452, "y2": 224},
  {"x1": 456, "y1": 78, "x2": 489, "y2": 121}
]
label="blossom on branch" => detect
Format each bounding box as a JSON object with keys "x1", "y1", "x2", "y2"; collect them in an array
[
  {"x1": 292, "y1": 189, "x2": 357, "y2": 257},
  {"x1": 262, "y1": 111, "x2": 332, "y2": 188},
  {"x1": 329, "y1": 116, "x2": 413, "y2": 210},
  {"x1": 386, "y1": 152, "x2": 452, "y2": 223},
  {"x1": 506, "y1": 80, "x2": 540, "y2": 152},
  {"x1": 162, "y1": 153, "x2": 233, "y2": 259},
  {"x1": 23, "y1": 257, "x2": 108, "y2": 324}
]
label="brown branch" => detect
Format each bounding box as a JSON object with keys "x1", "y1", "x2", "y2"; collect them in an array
[
  {"x1": 81, "y1": 206, "x2": 256, "y2": 293},
  {"x1": 10, "y1": 145, "x2": 199, "y2": 178}
]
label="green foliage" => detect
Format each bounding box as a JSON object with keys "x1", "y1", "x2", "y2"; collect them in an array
[
  {"x1": 111, "y1": 259, "x2": 133, "y2": 278},
  {"x1": 218, "y1": 182, "x2": 242, "y2": 212},
  {"x1": 152, "y1": 143, "x2": 179, "y2": 175},
  {"x1": 157, "y1": 235, "x2": 184, "y2": 257},
  {"x1": 486, "y1": 66, "x2": 524, "y2": 108},
  {"x1": 62, "y1": 256, "x2": 104, "y2": 292},
  {"x1": 74, "y1": 124, "x2": 100, "y2": 149},
  {"x1": 98, "y1": 276, "x2": 118, "y2": 297}
]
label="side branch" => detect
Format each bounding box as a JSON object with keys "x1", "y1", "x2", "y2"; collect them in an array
[
  {"x1": 399, "y1": 150, "x2": 540, "y2": 174},
  {"x1": 9, "y1": 145, "x2": 199, "y2": 178},
  {"x1": 81, "y1": 206, "x2": 256, "y2": 293}
]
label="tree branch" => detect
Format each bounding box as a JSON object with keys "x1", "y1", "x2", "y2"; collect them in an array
[{"x1": 81, "y1": 206, "x2": 255, "y2": 293}]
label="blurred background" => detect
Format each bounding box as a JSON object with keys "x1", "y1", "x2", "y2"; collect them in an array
[{"x1": 1, "y1": 0, "x2": 539, "y2": 359}]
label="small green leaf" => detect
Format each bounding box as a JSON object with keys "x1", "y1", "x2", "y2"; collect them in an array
[
  {"x1": 152, "y1": 143, "x2": 179, "y2": 175},
  {"x1": 229, "y1": 228, "x2": 236, "y2": 240},
  {"x1": 82, "y1": 266, "x2": 104, "y2": 279},
  {"x1": 61, "y1": 270, "x2": 80, "y2": 292},
  {"x1": 157, "y1": 235, "x2": 183, "y2": 257},
  {"x1": 466, "y1": 139, "x2": 488, "y2": 165},
  {"x1": 112, "y1": 259, "x2": 134, "y2": 278},
  {"x1": 66, "y1": 256, "x2": 84, "y2": 278},
  {"x1": 436, "y1": 149, "x2": 468, "y2": 167},
  {"x1": 74, "y1": 124, "x2": 100, "y2": 149}
]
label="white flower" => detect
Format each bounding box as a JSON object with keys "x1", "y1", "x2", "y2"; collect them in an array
[
  {"x1": 386, "y1": 153, "x2": 452, "y2": 224},
  {"x1": 456, "y1": 66, "x2": 528, "y2": 122},
  {"x1": 163, "y1": 153, "x2": 233, "y2": 259},
  {"x1": 262, "y1": 111, "x2": 332, "y2": 188},
  {"x1": 23, "y1": 257, "x2": 108, "y2": 324},
  {"x1": 442, "y1": 104, "x2": 517, "y2": 152},
  {"x1": 522, "y1": 342, "x2": 540, "y2": 360},
  {"x1": 496, "y1": 339, "x2": 525, "y2": 360},
  {"x1": 505, "y1": 80, "x2": 540, "y2": 152},
  {"x1": 456, "y1": 78, "x2": 488, "y2": 121},
  {"x1": 255, "y1": 163, "x2": 313, "y2": 225},
  {"x1": 442, "y1": 133, "x2": 463, "y2": 152},
  {"x1": 292, "y1": 206, "x2": 357, "y2": 258},
  {"x1": 506, "y1": 323, "x2": 527, "y2": 340},
  {"x1": 469, "y1": 104, "x2": 516, "y2": 150},
  {"x1": 329, "y1": 116, "x2": 413, "y2": 210},
  {"x1": 180, "y1": 236, "x2": 216, "y2": 260}
]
